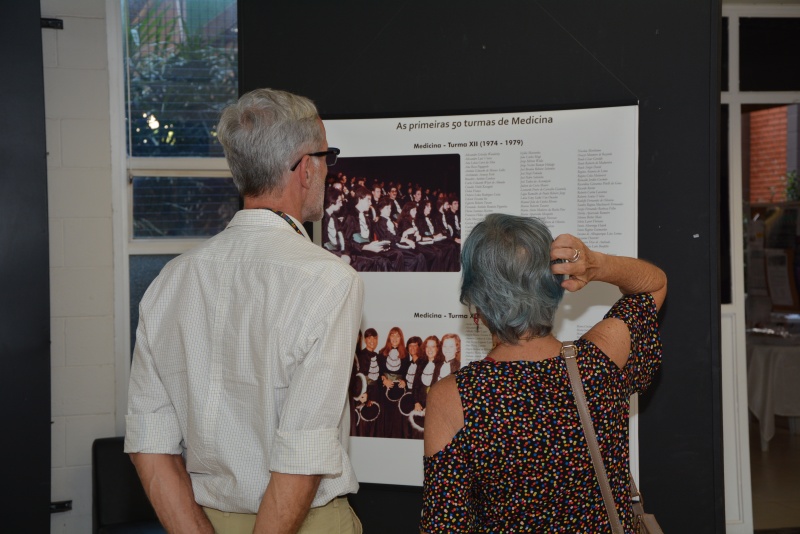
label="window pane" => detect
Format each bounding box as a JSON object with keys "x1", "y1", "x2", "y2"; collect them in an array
[
  {"x1": 132, "y1": 176, "x2": 240, "y2": 237},
  {"x1": 721, "y1": 105, "x2": 730, "y2": 304},
  {"x1": 740, "y1": 17, "x2": 800, "y2": 91},
  {"x1": 125, "y1": 0, "x2": 238, "y2": 157},
  {"x1": 744, "y1": 104, "x2": 796, "y2": 204},
  {"x1": 129, "y1": 254, "x2": 177, "y2": 354},
  {"x1": 743, "y1": 104, "x2": 800, "y2": 317},
  {"x1": 721, "y1": 17, "x2": 728, "y2": 92}
]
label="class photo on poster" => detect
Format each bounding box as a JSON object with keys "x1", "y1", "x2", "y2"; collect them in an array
[
  {"x1": 322, "y1": 154, "x2": 462, "y2": 272},
  {"x1": 349, "y1": 326, "x2": 462, "y2": 440}
]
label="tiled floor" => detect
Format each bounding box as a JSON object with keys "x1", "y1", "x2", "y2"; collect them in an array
[{"x1": 751, "y1": 416, "x2": 800, "y2": 531}]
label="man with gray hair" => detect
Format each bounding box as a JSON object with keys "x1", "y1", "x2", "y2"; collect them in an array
[{"x1": 125, "y1": 89, "x2": 364, "y2": 534}]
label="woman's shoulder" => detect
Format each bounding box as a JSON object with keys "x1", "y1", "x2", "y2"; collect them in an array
[
  {"x1": 451, "y1": 359, "x2": 510, "y2": 396},
  {"x1": 424, "y1": 375, "x2": 465, "y2": 457},
  {"x1": 581, "y1": 293, "x2": 660, "y2": 369},
  {"x1": 429, "y1": 374, "x2": 459, "y2": 403},
  {"x1": 455, "y1": 358, "x2": 494, "y2": 379},
  {"x1": 430, "y1": 365, "x2": 489, "y2": 416}
]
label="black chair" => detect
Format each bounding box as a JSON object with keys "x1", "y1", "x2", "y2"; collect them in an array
[{"x1": 92, "y1": 437, "x2": 166, "y2": 534}]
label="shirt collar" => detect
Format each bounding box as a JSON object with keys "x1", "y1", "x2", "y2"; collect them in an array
[{"x1": 226, "y1": 209, "x2": 310, "y2": 240}]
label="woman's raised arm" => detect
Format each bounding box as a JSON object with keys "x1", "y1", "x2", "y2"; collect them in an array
[
  {"x1": 550, "y1": 234, "x2": 667, "y2": 311},
  {"x1": 551, "y1": 234, "x2": 666, "y2": 367}
]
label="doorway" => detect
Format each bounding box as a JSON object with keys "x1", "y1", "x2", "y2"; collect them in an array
[
  {"x1": 740, "y1": 102, "x2": 800, "y2": 531},
  {"x1": 722, "y1": 7, "x2": 800, "y2": 532}
]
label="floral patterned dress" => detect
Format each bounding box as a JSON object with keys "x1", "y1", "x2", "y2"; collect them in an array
[{"x1": 420, "y1": 293, "x2": 662, "y2": 533}]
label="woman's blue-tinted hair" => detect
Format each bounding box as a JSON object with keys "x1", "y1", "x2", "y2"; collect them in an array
[{"x1": 460, "y1": 213, "x2": 564, "y2": 344}]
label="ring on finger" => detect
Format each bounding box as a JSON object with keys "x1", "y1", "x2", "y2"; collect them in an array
[{"x1": 567, "y1": 249, "x2": 581, "y2": 263}]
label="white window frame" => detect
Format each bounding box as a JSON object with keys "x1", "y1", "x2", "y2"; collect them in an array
[
  {"x1": 126, "y1": 158, "x2": 233, "y2": 255},
  {"x1": 108, "y1": 0, "x2": 236, "y2": 433}
]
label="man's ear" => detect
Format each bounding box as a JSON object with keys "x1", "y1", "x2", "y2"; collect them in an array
[{"x1": 295, "y1": 156, "x2": 312, "y2": 190}]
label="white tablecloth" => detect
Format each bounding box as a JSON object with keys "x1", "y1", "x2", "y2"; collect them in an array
[{"x1": 747, "y1": 337, "x2": 800, "y2": 451}]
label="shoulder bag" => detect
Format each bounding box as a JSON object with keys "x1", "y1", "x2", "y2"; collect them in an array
[{"x1": 560, "y1": 341, "x2": 664, "y2": 534}]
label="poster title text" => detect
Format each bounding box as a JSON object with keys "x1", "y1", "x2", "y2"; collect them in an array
[{"x1": 397, "y1": 114, "x2": 553, "y2": 131}]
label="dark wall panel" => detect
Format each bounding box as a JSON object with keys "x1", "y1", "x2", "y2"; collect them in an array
[
  {"x1": 0, "y1": 3, "x2": 52, "y2": 532},
  {"x1": 242, "y1": 2, "x2": 632, "y2": 116},
  {"x1": 239, "y1": 1, "x2": 723, "y2": 532}
]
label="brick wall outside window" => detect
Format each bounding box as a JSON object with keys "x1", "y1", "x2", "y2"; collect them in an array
[{"x1": 749, "y1": 106, "x2": 788, "y2": 203}]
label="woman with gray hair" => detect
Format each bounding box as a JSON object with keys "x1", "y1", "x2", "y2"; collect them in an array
[{"x1": 420, "y1": 213, "x2": 666, "y2": 533}]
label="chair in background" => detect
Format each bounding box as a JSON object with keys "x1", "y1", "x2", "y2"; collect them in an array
[{"x1": 92, "y1": 436, "x2": 166, "y2": 534}]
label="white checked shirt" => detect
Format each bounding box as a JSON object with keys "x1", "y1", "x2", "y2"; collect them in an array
[{"x1": 125, "y1": 209, "x2": 364, "y2": 513}]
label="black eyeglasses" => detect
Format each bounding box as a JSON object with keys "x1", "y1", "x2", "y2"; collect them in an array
[{"x1": 290, "y1": 147, "x2": 340, "y2": 171}]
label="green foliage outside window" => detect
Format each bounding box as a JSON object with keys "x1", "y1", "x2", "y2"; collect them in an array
[
  {"x1": 786, "y1": 170, "x2": 799, "y2": 202},
  {"x1": 125, "y1": 0, "x2": 238, "y2": 157}
]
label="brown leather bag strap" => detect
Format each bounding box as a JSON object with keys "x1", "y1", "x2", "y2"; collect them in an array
[{"x1": 560, "y1": 341, "x2": 625, "y2": 534}]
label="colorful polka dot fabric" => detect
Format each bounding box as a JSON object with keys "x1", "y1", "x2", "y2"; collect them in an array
[{"x1": 420, "y1": 293, "x2": 662, "y2": 533}]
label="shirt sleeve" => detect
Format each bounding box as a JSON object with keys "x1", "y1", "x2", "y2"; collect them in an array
[
  {"x1": 604, "y1": 293, "x2": 663, "y2": 395},
  {"x1": 125, "y1": 308, "x2": 183, "y2": 455},
  {"x1": 269, "y1": 270, "x2": 364, "y2": 475},
  {"x1": 420, "y1": 448, "x2": 476, "y2": 533}
]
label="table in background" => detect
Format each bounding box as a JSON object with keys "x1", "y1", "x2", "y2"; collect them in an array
[{"x1": 747, "y1": 335, "x2": 800, "y2": 451}]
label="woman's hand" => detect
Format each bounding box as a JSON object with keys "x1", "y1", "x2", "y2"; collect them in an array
[
  {"x1": 550, "y1": 234, "x2": 596, "y2": 292},
  {"x1": 552, "y1": 233, "x2": 667, "y2": 311}
]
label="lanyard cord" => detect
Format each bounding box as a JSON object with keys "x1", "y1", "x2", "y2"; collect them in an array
[{"x1": 261, "y1": 208, "x2": 304, "y2": 237}]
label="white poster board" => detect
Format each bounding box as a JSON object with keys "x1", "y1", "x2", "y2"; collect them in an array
[{"x1": 321, "y1": 105, "x2": 638, "y2": 485}]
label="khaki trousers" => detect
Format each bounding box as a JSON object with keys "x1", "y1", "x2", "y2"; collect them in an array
[{"x1": 203, "y1": 497, "x2": 362, "y2": 534}]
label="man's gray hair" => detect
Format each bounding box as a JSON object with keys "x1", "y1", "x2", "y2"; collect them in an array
[{"x1": 217, "y1": 88, "x2": 324, "y2": 197}]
